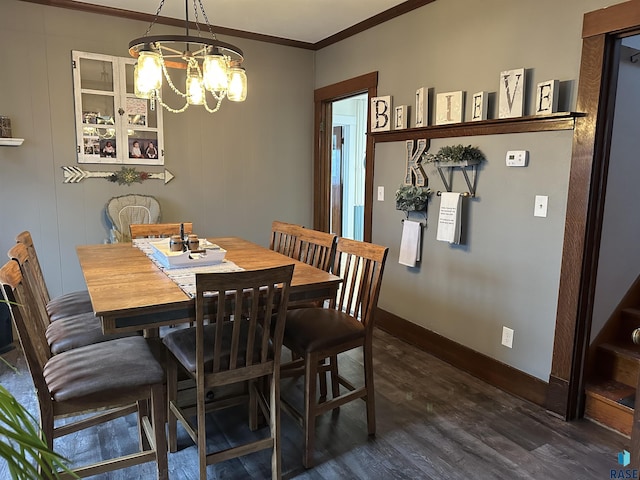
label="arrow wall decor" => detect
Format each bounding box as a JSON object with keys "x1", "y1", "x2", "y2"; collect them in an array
[{"x1": 62, "y1": 166, "x2": 175, "y2": 185}]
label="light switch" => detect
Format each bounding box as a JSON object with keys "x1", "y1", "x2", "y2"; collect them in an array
[
  {"x1": 534, "y1": 195, "x2": 548, "y2": 217},
  {"x1": 377, "y1": 186, "x2": 384, "y2": 201}
]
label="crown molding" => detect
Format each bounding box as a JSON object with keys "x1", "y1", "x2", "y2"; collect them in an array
[{"x1": 19, "y1": 0, "x2": 435, "y2": 50}]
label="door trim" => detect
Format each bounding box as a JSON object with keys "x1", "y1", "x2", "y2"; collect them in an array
[
  {"x1": 547, "y1": 0, "x2": 639, "y2": 419},
  {"x1": 313, "y1": 72, "x2": 378, "y2": 241}
]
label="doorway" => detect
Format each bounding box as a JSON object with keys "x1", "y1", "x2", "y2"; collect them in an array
[
  {"x1": 548, "y1": 0, "x2": 640, "y2": 420},
  {"x1": 331, "y1": 94, "x2": 368, "y2": 240},
  {"x1": 313, "y1": 72, "x2": 377, "y2": 242}
]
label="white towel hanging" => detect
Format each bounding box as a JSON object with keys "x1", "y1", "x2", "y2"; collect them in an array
[
  {"x1": 399, "y1": 220, "x2": 421, "y2": 267},
  {"x1": 436, "y1": 192, "x2": 462, "y2": 244}
]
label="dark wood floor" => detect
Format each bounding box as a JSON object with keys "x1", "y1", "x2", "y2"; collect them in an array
[{"x1": 0, "y1": 329, "x2": 627, "y2": 479}]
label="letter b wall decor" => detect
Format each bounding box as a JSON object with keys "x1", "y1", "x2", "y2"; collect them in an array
[{"x1": 371, "y1": 96, "x2": 392, "y2": 132}]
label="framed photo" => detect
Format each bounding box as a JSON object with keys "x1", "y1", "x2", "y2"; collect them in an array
[
  {"x1": 370, "y1": 96, "x2": 392, "y2": 132},
  {"x1": 435, "y1": 91, "x2": 464, "y2": 125},
  {"x1": 99, "y1": 139, "x2": 117, "y2": 158},
  {"x1": 83, "y1": 137, "x2": 99, "y2": 156},
  {"x1": 394, "y1": 105, "x2": 408, "y2": 130},
  {"x1": 96, "y1": 115, "x2": 114, "y2": 125},
  {"x1": 127, "y1": 97, "x2": 148, "y2": 126},
  {"x1": 128, "y1": 114, "x2": 147, "y2": 126},
  {"x1": 129, "y1": 138, "x2": 158, "y2": 160},
  {"x1": 82, "y1": 111, "x2": 99, "y2": 124}
]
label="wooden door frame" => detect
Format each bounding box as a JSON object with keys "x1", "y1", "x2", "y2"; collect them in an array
[
  {"x1": 313, "y1": 72, "x2": 378, "y2": 242},
  {"x1": 546, "y1": 0, "x2": 640, "y2": 419}
]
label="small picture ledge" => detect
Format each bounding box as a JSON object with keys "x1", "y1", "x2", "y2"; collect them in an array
[
  {"x1": 0, "y1": 138, "x2": 24, "y2": 147},
  {"x1": 370, "y1": 112, "x2": 586, "y2": 143}
]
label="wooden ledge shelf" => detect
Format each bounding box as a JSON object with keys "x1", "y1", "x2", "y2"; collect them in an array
[{"x1": 370, "y1": 112, "x2": 585, "y2": 143}]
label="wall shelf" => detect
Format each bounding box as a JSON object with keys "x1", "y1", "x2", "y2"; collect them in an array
[
  {"x1": 370, "y1": 112, "x2": 584, "y2": 143},
  {"x1": 0, "y1": 138, "x2": 24, "y2": 147}
]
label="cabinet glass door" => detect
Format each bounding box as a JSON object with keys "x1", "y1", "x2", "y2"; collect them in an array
[
  {"x1": 122, "y1": 61, "x2": 163, "y2": 165},
  {"x1": 73, "y1": 51, "x2": 164, "y2": 165}
]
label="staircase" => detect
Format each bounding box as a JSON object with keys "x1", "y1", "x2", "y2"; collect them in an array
[{"x1": 585, "y1": 306, "x2": 640, "y2": 436}]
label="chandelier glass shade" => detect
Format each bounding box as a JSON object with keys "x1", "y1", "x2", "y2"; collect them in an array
[{"x1": 129, "y1": 0, "x2": 247, "y2": 113}]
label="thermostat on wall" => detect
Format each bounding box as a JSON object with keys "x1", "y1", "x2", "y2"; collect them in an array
[{"x1": 506, "y1": 150, "x2": 528, "y2": 167}]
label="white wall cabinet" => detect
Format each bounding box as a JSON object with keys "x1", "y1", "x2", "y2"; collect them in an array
[{"x1": 72, "y1": 50, "x2": 164, "y2": 165}]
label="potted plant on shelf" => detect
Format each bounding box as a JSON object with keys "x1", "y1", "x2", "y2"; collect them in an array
[
  {"x1": 423, "y1": 144, "x2": 486, "y2": 167},
  {"x1": 395, "y1": 185, "x2": 431, "y2": 212}
]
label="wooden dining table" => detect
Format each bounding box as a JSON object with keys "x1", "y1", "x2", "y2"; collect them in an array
[{"x1": 76, "y1": 236, "x2": 342, "y2": 334}]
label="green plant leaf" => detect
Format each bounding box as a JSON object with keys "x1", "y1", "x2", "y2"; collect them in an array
[
  {"x1": 0, "y1": 386, "x2": 77, "y2": 479},
  {"x1": 423, "y1": 144, "x2": 486, "y2": 164},
  {"x1": 395, "y1": 185, "x2": 431, "y2": 211}
]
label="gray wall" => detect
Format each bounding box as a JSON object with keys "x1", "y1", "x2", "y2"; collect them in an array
[
  {"x1": 0, "y1": 0, "x2": 624, "y2": 383},
  {"x1": 0, "y1": 1, "x2": 314, "y2": 295},
  {"x1": 315, "y1": 0, "x2": 613, "y2": 380}
]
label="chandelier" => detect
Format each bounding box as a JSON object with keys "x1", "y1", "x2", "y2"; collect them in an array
[{"x1": 129, "y1": 0, "x2": 247, "y2": 114}]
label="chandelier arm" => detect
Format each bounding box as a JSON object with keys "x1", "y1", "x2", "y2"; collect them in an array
[
  {"x1": 154, "y1": 45, "x2": 185, "y2": 57},
  {"x1": 129, "y1": 35, "x2": 244, "y2": 63}
]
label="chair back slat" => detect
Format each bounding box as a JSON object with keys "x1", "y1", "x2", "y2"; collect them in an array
[
  {"x1": 270, "y1": 221, "x2": 337, "y2": 273},
  {"x1": 130, "y1": 222, "x2": 193, "y2": 239},
  {"x1": 331, "y1": 238, "x2": 388, "y2": 330},
  {"x1": 195, "y1": 265, "x2": 294, "y2": 382},
  {"x1": 8, "y1": 243, "x2": 51, "y2": 330},
  {"x1": 295, "y1": 228, "x2": 337, "y2": 272},
  {"x1": 15, "y1": 231, "x2": 51, "y2": 305},
  {"x1": 270, "y1": 221, "x2": 300, "y2": 257}
]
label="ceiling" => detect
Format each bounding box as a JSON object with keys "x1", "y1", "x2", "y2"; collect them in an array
[{"x1": 69, "y1": 0, "x2": 417, "y2": 45}]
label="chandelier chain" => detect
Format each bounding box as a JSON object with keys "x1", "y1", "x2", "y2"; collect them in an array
[
  {"x1": 191, "y1": 0, "x2": 201, "y2": 36},
  {"x1": 144, "y1": 0, "x2": 166, "y2": 36},
  {"x1": 197, "y1": 0, "x2": 217, "y2": 39}
]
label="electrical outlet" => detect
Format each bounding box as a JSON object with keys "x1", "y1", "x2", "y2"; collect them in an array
[
  {"x1": 377, "y1": 186, "x2": 384, "y2": 201},
  {"x1": 501, "y1": 326, "x2": 514, "y2": 348}
]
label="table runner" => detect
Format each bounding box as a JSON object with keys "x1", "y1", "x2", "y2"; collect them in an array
[{"x1": 133, "y1": 239, "x2": 244, "y2": 297}]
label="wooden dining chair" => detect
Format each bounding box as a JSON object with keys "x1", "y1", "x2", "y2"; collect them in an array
[
  {"x1": 294, "y1": 228, "x2": 337, "y2": 273},
  {"x1": 8, "y1": 243, "x2": 134, "y2": 354},
  {"x1": 162, "y1": 264, "x2": 294, "y2": 479},
  {"x1": 269, "y1": 220, "x2": 301, "y2": 258},
  {"x1": 280, "y1": 237, "x2": 388, "y2": 468},
  {"x1": 0, "y1": 260, "x2": 168, "y2": 480},
  {"x1": 15, "y1": 231, "x2": 93, "y2": 322},
  {"x1": 130, "y1": 222, "x2": 193, "y2": 239}
]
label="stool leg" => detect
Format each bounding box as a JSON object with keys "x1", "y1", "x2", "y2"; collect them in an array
[{"x1": 303, "y1": 352, "x2": 318, "y2": 468}]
